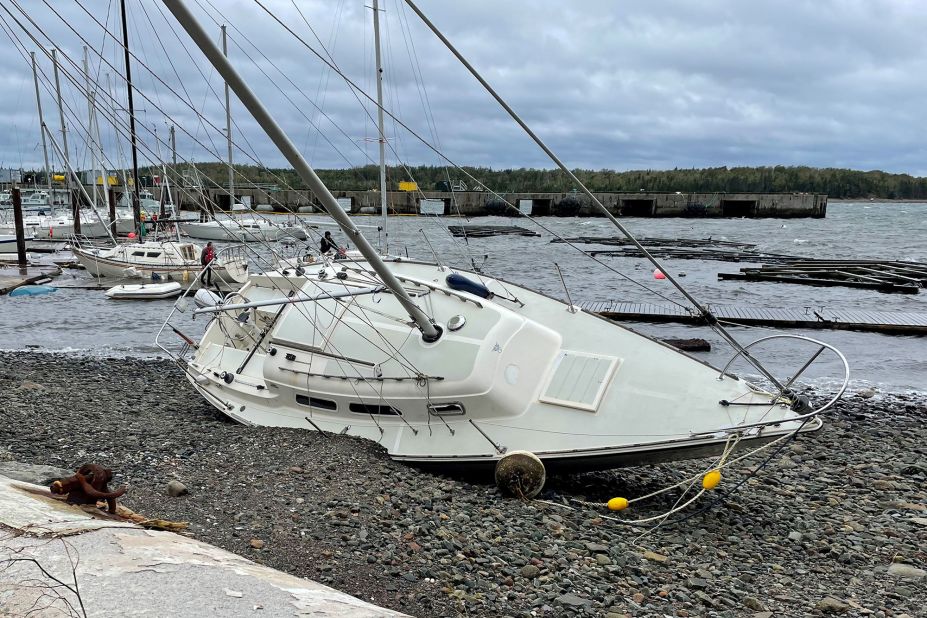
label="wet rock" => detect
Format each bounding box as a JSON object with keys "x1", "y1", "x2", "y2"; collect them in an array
[
  {"x1": 815, "y1": 597, "x2": 849, "y2": 613},
  {"x1": 166, "y1": 480, "x2": 188, "y2": 497},
  {"x1": 687, "y1": 577, "x2": 708, "y2": 589},
  {"x1": 887, "y1": 563, "x2": 926, "y2": 581},
  {"x1": 16, "y1": 380, "x2": 46, "y2": 391},
  {"x1": 519, "y1": 564, "x2": 540, "y2": 579},
  {"x1": 555, "y1": 593, "x2": 591, "y2": 608},
  {"x1": 661, "y1": 338, "x2": 711, "y2": 352}
]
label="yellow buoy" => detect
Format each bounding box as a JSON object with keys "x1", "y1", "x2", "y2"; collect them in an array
[
  {"x1": 607, "y1": 497, "x2": 629, "y2": 511},
  {"x1": 702, "y1": 469, "x2": 721, "y2": 490}
]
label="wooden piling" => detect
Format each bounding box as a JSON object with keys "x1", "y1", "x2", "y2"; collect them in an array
[
  {"x1": 108, "y1": 187, "x2": 117, "y2": 238},
  {"x1": 11, "y1": 188, "x2": 27, "y2": 266},
  {"x1": 71, "y1": 189, "x2": 81, "y2": 235}
]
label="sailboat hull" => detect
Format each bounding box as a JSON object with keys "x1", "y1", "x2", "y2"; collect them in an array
[
  {"x1": 180, "y1": 258, "x2": 819, "y2": 473},
  {"x1": 72, "y1": 242, "x2": 248, "y2": 291}
]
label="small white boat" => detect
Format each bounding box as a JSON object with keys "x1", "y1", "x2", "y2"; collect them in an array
[{"x1": 105, "y1": 281, "x2": 183, "y2": 300}]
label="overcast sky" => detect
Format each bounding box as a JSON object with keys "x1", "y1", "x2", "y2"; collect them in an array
[{"x1": 2, "y1": 0, "x2": 927, "y2": 176}]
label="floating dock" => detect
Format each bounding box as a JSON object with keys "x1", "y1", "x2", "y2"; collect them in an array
[{"x1": 584, "y1": 301, "x2": 927, "y2": 336}]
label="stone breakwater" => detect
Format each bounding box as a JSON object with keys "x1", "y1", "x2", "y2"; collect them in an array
[{"x1": 1, "y1": 352, "x2": 925, "y2": 617}]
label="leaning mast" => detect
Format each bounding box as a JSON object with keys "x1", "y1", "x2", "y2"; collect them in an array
[{"x1": 162, "y1": 0, "x2": 441, "y2": 342}]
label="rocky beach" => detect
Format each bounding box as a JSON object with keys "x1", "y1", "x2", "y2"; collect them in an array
[{"x1": 1, "y1": 351, "x2": 925, "y2": 617}]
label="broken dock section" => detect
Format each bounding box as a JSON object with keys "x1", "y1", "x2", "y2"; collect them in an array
[
  {"x1": 719, "y1": 260, "x2": 927, "y2": 294},
  {"x1": 584, "y1": 301, "x2": 927, "y2": 336}
]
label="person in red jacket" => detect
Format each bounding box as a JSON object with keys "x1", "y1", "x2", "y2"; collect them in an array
[{"x1": 200, "y1": 241, "x2": 215, "y2": 287}]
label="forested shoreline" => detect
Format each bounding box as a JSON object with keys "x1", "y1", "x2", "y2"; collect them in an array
[
  {"x1": 192, "y1": 164, "x2": 927, "y2": 199},
  {"x1": 21, "y1": 163, "x2": 922, "y2": 199}
]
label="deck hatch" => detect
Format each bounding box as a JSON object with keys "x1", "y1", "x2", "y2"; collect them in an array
[{"x1": 539, "y1": 351, "x2": 619, "y2": 412}]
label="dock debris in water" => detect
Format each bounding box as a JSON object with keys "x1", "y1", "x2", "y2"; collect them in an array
[
  {"x1": 719, "y1": 260, "x2": 927, "y2": 294},
  {"x1": 661, "y1": 337, "x2": 711, "y2": 352},
  {"x1": 584, "y1": 300, "x2": 927, "y2": 335},
  {"x1": 448, "y1": 225, "x2": 541, "y2": 238}
]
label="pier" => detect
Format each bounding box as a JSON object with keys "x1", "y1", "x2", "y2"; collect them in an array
[
  {"x1": 182, "y1": 188, "x2": 827, "y2": 218},
  {"x1": 23, "y1": 184, "x2": 824, "y2": 218},
  {"x1": 1, "y1": 181, "x2": 827, "y2": 217},
  {"x1": 583, "y1": 301, "x2": 927, "y2": 335}
]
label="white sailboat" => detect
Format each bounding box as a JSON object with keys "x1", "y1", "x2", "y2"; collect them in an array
[
  {"x1": 71, "y1": 238, "x2": 248, "y2": 291},
  {"x1": 158, "y1": 1, "x2": 847, "y2": 476},
  {"x1": 179, "y1": 216, "x2": 307, "y2": 242}
]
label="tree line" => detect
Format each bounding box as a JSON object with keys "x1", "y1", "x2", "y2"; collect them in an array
[
  {"x1": 20, "y1": 164, "x2": 927, "y2": 199},
  {"x1": 222, "y1": 164, "x2": 927, "y2": 199}
]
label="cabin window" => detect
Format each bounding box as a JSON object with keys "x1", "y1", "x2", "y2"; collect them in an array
[
  {"x1": 180, "y1": 246, "x2": 196, "y2": 260},
  {"x1": 349, "y1": 402, "x2": 401, "y2": 416},
  {"x1": 146, "y1": 252, "x2": 162, "y2": 258},
  {"x1": 131, "y1": 251, "x2": 145, "y2": 256},
  {"x1": 295, "y1": 394, "x2": 337, "y2": 410},
  {"x1": 428, "y1": 402, "x2": 466, "y2": 416}
]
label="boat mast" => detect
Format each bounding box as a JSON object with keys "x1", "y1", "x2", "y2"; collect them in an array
[
  {"x1": 30, "y1": 52, "x2": 53, "y2": 214},
  {"x1": 119, "y1": 0, "x2": 142, "y2": 235},
  {"x1": 372, "y1": 0, "x2": 388, "y2": 253},
  {"x1": 222, "y1": 25, "x2": 234, "y2": 209},
  {"x1": 162, "y1": 0, "x2": 441, "y2": 342},
  {"x1": 43, "y1": 124, "x2": 116, "y2": 244},
  {"x1": 51, "y1": 49, "x2": 77, "y2": 231},
  {"x1": 86, "y1": 50, "x2": 114, "y2": 236},
  {"x1": 81, "y1": 47, "x2": 98, "y2": 213},
  {"x1": 50, "y1": 50, "x2": 70, "y2": 177}
]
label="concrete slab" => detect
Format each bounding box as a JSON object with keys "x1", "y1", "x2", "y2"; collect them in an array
[{"x1": 0, "y1": 478, "x2": 407, "y2": 617}]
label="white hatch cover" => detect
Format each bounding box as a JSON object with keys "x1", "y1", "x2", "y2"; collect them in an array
[{"x1": 539, "y1": 351, "x2": 620, "y2": 412}]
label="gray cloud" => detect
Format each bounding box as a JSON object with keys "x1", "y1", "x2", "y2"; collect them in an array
[{"x1": 1, "y1": 0, "x2": 926, "y2": 177}]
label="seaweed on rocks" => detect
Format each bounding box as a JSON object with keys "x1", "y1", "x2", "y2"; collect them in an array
[{"x1": 1, "y1": 352, "x2": 925, "y2": 617}]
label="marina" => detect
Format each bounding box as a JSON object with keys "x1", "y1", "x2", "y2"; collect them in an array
[{"x1": 0, "y1": 2, "x2": 925, "y2": 618}]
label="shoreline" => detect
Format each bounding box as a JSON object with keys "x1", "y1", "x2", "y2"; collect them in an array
[{"x1": 1, "y1": 352, "x2": 925, "y2": 616}]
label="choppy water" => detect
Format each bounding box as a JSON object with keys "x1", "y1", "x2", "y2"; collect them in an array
[{"x1": 1, "y1": 202, "x2": 924, "y2": 393}]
